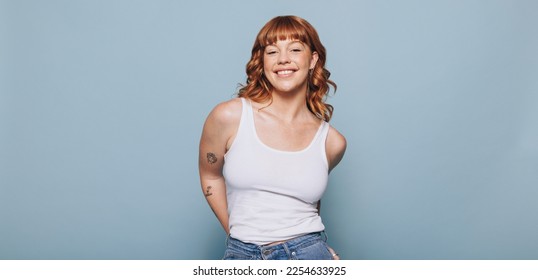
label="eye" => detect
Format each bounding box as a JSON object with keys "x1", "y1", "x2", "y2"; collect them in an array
[
  {"x1": 291, "y1": 48, "x2": 302, "y2": 52},
  {"x1": 266, "y1": 50, "x2": 277, "y2": 55}
]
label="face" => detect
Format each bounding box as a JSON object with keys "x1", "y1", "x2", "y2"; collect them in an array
[{"x1": 263, "y1": 39, "x2": 319, "y2": 95}]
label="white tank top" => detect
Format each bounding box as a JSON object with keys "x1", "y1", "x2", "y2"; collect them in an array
[{"x1": 223, "y1": 98, "x2": 330, "y2": 245}]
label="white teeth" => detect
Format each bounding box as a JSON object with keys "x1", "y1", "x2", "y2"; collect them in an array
[{"x1": 277, "y1": 70, "x2": 293, "y2": 75}]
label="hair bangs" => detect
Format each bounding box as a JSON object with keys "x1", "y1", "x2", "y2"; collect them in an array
[{"x1": 258, "y1": 16, "x2": 310, "y2": 48}]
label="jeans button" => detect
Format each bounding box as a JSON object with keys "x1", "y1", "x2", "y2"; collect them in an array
[{"x1": 263, "y1": 250, "x2": 271, "y2": 256}]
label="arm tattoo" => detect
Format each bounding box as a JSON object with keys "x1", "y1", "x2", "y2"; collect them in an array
[
  {"x1": 207, "y1": 152, "x2": 217, "y2": 164},
  {"x1": 204, "y1": 186, "x2": 213, "y2": 197}
]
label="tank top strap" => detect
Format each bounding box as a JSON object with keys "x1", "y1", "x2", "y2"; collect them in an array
[
  {"x1": 239, "y1": 97, "x2": 255, "y2": 136},
  {"x1": 319, "y1": 121, "x2": 330, "y2": 143},
  {"x1": 315, "y1": 121, "x2": 330, "y2": 169},
  {"x1": 242, "y1": 97, "x2": 254, "y2": 123}
]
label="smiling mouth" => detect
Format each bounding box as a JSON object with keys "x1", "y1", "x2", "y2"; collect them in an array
[{"x1": 276, "y1": 70, "x2": 295, "y2": 75}]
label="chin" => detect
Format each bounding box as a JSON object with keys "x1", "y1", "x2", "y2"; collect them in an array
[
  {"x1": 270, "y1": 82, "x2": 305, "y2": 93},
  {"x1": 272, "y1": 86, "x2": 299, "y2": 94}
]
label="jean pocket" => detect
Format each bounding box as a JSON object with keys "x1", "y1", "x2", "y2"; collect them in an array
[{"x1": 222, "y1": 247, "x2": 256, "y2": 260}]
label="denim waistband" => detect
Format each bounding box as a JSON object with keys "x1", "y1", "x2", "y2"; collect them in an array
[{"x1": 226, "y1": 231, "x2": 328, "y2": 253}]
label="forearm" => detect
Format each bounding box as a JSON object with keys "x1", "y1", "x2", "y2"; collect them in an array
[{"x1": 201, "y1": 176, "x2": 229, "y2": 234}]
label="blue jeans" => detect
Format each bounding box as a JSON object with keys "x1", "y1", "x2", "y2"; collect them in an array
[{"x1": 223, "y1": 232, "x2": 334, "y2": 260}]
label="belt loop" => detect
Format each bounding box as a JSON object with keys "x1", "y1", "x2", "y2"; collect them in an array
[
  {"x1": 225, "y1": 234, "x2": 230, "y2": 247},
  {"x1": 282, "y1": 242, "x2": 294, "y2": 260},
  {"x1": 259, "y1": 244, "x2": 268, "y2": 260},
  {"x1": 321, "y1": 231, "x2": 328, "y2": 242}
]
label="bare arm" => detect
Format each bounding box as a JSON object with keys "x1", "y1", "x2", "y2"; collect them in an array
[
  {"x1": 318, "y1": 125, "x2": 347, "y2": 217},
  {"x1": 322, "y1": 126, "x2": 346, "y2": 260},
  {"x1": 198, "y1": 99, "x2": 241, "y2": 234},
  {"x1": 326, "y1": 126, "x2": 347, "y2": 172}
]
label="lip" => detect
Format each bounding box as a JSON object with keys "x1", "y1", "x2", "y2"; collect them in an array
[{"x1": 274, "y1": 68, "x2": 298, "y2": 77}]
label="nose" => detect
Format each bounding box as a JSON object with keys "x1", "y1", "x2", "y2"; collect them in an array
[{"x1": 277, "y1": 51, "x2": 290, "y2": 64}]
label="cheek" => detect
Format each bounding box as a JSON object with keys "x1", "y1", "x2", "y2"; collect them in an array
[
  {"x1": 294, "y1": 57, "x2": 309, "y2": 68},
  {"x1": 263, "y1": 60, "x2": 274, "y2": 75},
  {"x1": 308, "y1": 58, "x2": 316, "y2": 69},
  {"x1": 263, "y1": 56, "x2": 273, "y2": 67}
]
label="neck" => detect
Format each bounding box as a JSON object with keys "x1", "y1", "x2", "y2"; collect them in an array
[{"x1": 262, "y1": 88, "x2": 311, "y2": 123}]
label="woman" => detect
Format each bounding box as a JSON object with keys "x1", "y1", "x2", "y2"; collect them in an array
[{"x1": 198, "y1": 15, "x2": 346, "y2": 260}]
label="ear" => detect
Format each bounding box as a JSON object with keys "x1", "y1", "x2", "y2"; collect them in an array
[{"x1": 310, "y1": 51, "x2": 319, "y2": 70}]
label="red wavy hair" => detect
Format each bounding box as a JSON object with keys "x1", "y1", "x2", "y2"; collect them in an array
[{"x1": 237, "y1": 15, "x2": 337, "y2": 121}]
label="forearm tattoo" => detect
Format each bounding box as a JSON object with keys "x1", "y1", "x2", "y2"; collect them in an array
[
  {"x1": 207, "y1": 152, "x2": 217, "y2": 164},
  {"x1": 205, "y1": 186, "x2": 213, "y2": 197}
]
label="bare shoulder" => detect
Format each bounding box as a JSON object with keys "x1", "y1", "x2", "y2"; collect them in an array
[
  {"x1": 326, "y1": 125, "x2": 347, "y2": 171},
  {"x1": 206, "y1": 98, "x2": 243, "y2": 126},
  {"x1": 201, "y1": 98, "x2": 243, "y2": 152},
  {"x1": 327, "y1": 125, "x2": 347, "y2": 153}
]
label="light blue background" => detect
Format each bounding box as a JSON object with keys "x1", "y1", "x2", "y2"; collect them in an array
[{"x1": 1, "y1": 0, "x2": 537, "y2": 259}]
